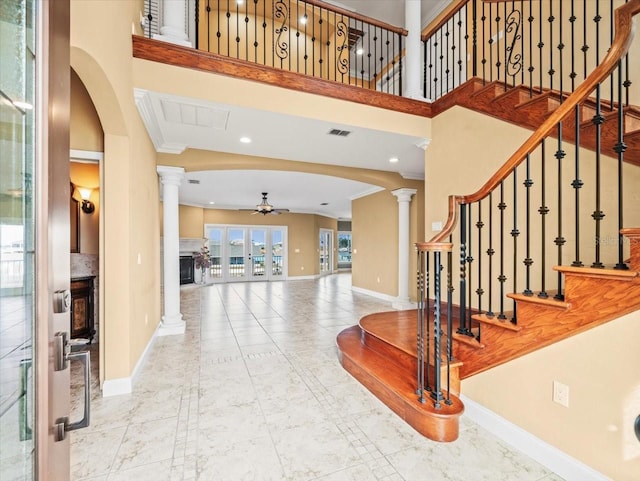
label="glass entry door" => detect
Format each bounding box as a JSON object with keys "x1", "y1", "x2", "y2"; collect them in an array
[
  {"x1": 227, "y1": 228, "x2": 247, "y2": 280},
  {"x1": 249, "y1": 228, "x2": 267, "y2": 279},
  {"x1": 1, "y1": 2, "x2": 36, "y2": 478}
]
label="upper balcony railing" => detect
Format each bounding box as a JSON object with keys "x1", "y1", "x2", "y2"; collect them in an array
[{"x1": 143, "y1": 0, "x2": 407, "y2": 96}]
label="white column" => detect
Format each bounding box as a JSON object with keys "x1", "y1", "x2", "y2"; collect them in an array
[
  {"x1": 404, "y1": 0, "x2": 423, "y2": 99},
  {"x1": 153, "y1": 0, "x2": 192, "y2": 47},
  {"x1": 157, "y1": 166, "x2": 186, "y2": 336},
  {"x1": 392, "y1": 188, "x2": 417, "y2": 310}
]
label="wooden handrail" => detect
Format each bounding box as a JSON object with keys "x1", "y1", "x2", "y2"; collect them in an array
[
  {"x1": 421, "y1": 0, "x2": 470, "y2": 42},
  {"x1": 420, "y1": 0, "x2": 640, "y2": 250},
  {"x1": 301, "y1": 0, "x2": 408, "y2": 36}
]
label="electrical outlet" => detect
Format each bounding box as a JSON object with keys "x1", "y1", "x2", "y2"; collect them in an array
[{"x1": 553, "y1": 381, "x2": 570, "y2": 407}]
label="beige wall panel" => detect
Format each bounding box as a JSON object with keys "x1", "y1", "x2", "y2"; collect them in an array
[
  {"x1": 462, "y1": 309, "x2": 640, "y2": 481},
  {"x1": 352, "y1": 190, "x2": 399, "y2": 297},
  {"x1": 70, "y1": 68, "x2": 104, "y2": 151},
  {"x1": 71, "y1": 0, "x2": 161, "y2": 381},
  {"x1": 179, "y1": 205, "x2": 206, "y2": 238}
]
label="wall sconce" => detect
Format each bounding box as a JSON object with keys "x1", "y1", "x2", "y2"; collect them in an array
[{"x1": 76, "y1": 187, "x2": 95, "y2": 214}]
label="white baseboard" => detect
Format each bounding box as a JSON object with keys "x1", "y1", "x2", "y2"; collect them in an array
[
  {"x1": 102, "y1": 323, "x2": 158, "y2": 397},
  {"x1": 351, "y1": 286, "x2": 396, "y2": 304},
  {"x1": 460, "y1": 394, "x2": 611, "y2": 481},
  {"x1": 288, "y1": 275, "x2": 319, "y2": 281}
]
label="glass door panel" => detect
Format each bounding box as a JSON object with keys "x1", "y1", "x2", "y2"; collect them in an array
[
  {"x1": 206, "y1": 227, "x2": 223, "y2": 280},
  {"x1": 227, "y1": 228, "x2": 246, "y2": 279},
  {"x1": 337, "y1": 232, "x2": 352, "y2": 269},
  {"x1": 319, "y1": 229, "x2": 333, "y2": 275},
  {"x1": 271, "y1": 229, "x2": 284, "y2": 278},
  {"x1": 0, "y1": 0, "x2": 36, "y2": 478},
  {"x1": 250, "y1": 229, "x2": 266, "y2": 278}
]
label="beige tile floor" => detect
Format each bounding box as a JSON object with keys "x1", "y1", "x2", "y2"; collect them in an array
[{"x1": 70, "y1": 273, "x2": 564, "y2": 481}]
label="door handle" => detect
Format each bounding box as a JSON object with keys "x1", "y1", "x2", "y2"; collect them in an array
[{"x1": 53, "y1": 332, "x2": 91, "y2": 441}]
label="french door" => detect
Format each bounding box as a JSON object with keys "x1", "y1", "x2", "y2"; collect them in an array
[
  {"x1": 205, "y1": 225, "x2": 287, "y2": 282},
  {"x1": 319, "y1": 229, "x2": 333, "y2": 275}
]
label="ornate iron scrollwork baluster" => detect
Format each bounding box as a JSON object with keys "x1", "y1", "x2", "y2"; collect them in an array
[
  {"x1": 274, "y1": 0, "x2": 289, "y2": 62},
  {"x1": 335, "y1": 19, "x2": 349, "y2": 76}
]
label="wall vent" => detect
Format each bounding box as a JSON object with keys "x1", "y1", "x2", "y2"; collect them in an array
[
  {"x1": 328, "y1": 128, "x2": 351, "y2": 137},
  {"x1": 187, "y1": 179, "x2": 200, "y2": 184}
]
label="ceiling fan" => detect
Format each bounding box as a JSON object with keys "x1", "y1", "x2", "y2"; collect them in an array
[{"x1": 241, "y1": 192, "x2": 290, "y2": 215}]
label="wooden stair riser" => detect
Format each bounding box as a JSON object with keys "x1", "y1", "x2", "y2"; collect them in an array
[
  {"x1": 456, "y1": 271, "x2": 640, "y2": 379},
  {"x1": 362, "y1": 328, "x2": 461, "y2": 395},
  {"x1": 337, "y1": 326, "x2": 464, "y2": 442}
]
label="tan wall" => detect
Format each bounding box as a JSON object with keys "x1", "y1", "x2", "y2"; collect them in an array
[
  {"x1": 71, "y1": 0, "x2": 161, "y2": 382},
  {"x1": 427, "y1": 105, "x2": 640, "y2": 479},
  {"x1": 70, "y1": 68, "x2": 104, "y2": 152},
  {"x1": 462, "y1": 309, "x2": 640, "y2": 480}
]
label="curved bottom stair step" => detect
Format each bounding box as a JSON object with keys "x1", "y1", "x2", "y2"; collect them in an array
[{"x1": 336, "y1": 325, "x2": 464, "y2": 443}]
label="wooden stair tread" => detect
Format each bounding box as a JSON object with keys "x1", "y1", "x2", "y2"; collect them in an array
[
  {"x1": 507, "y1": 292, "x2": 571, "y2": 309},
  {"x1": 452, "y1": 332, "x2": 485, "y2": 349},
  {"x1": 337, "y1": 325, "x2": 464, "y2": 442},
  {"x1": 472, "y1": 313, "x2": 522, "y2": 331},
  {"x1": 554, "y1": 265, "x2": 639, "y2": 280}
]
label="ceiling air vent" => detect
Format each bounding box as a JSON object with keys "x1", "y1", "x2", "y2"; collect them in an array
[
  {"x1": 328, "y1": 128, "x2": 351, "y2": 137},
  {"x1": 187, "y1": 179, "x2": 200, "y2": 185}
]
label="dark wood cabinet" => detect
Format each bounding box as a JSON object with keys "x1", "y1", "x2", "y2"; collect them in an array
[{"x1": 70, "y1": 276, "x2": 95, "y2": 342}]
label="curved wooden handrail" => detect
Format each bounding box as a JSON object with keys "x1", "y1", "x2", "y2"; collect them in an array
[
  {"x1": 420, "y1": 0, "x2": 640, "y2": 250},
  {"x1": 421, "y1": 0, "x2": 470, "y2": 42},
  {"x1": 302, "y1": 0, "x2": 408, "y2": 36}
]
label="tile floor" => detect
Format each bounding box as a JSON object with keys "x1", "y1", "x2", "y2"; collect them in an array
[{"x1": 70, "y1": 273, "x2": 564, "y2": 481}]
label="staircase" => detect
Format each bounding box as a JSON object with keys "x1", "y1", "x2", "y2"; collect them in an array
[
  {"x1": 337, "y1": 0, "x2": 640, "y2": 444},
  {"x1": 436, "y1": 78, "x2": 640, "y2": 167}
]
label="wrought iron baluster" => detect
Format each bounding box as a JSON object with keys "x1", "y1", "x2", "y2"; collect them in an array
[
  {"x1": 467, "y1": 204, "x2": 474, "y2": 332},
  {"x1": 558, "y1": 0, "x2": 564, "y2": 102},
  {"x1": 481, "y1": 2, "x2": 487, "y2": 83},
  {"x1": 624, "y1": 52, "x2": 631, "y2": 106},
  {"x1": 505, "y1": 1, "x2": 522, "y2": 88},
  {"x1": 494, "y1": 4, "x2": 500, "y2": 81},
  {"x1": 520, "y1": 0, "x2": 524, "y2": 86},
  {"x1": 527, "y1": 0, "x2": 533, "y2": 96},
  {"x1": 459, "y1": 8, "x2": 464, "y2": 87},
  {"x1": 263, "y1": 0, "x2": 266, "y2": 65},
  {"x1": 385, "y1": 32, "x2": 390, "y2": 94},
  {"x1": 195, "y1": 0, "x2": 200, "y2": 49},
  {"x1": 254, "y1": 0, "x2": 258, "y2": 63},
  {"x1": 336, "y1": 13, "x2": 349, "y2": 84},
  {"x1": 431, "y1": 250, "x2": 444, "y2": 409},
  {"x1": 548, "y1": 0, "x2": 555, "y2": 93},
  {"x1": 592, "y1": 85, "x2": 605, "y2": 269},
  {"x1": 498, "y1": 181, "x2": 507, "y2": 319},
  {"x1": 445, "y1": 15, "x2": 450, "y2": 94},
  {"x1": 472, "y1": 0, "x2": 478, "y2": 77},
  {"x1": 147, "y1": 0, "x2": 153, "y2": 38},
  {"x1": 318, "y1": 8, "x2": 323, "y2": 77},
  {"x1": 487, "y1": 192, "x2": 495, "y2": 316},
  {"x1": 476, "y1": 201, "x2": 484, "y2": 318},
  {"x1": 311, "y1": 5, "x2": 316, "y2": 76},
  {"x1": 539, "y1": 139, "x2": 549, "y2": 298},
  {"x1": 538, "y1": 0, "x2": 543, "y2": 90},
  {"x1": 274, "y1": 0, "x2": 289, "y2": 68},
  {"x1": 614, "y1": 60, "x2": 629, "y2": 270},
  {"x1": 398, "y1": 34, "x2": 403, "y2": 96},
  {"x1": 571, "y1": 103, "x2": 584, "y2": 267},
  {"x1": 523, "y1": 154, "x2": 533, "y2": 295},
  {"x1": 582, "y1": 0, "x2": 588, "y2": 80},
  {"x1": 458, "y1": 204, "x2": 469, "y2": 335},
  {"x1": 447, "y1": 238, "x2": 454, "y2": 359},
  {"x1": 236, "y1": 0, "x2": 240, "y2": 59},
  {"x1": 226, "y1": 0, "x2": 230, "y2": 56},
  {"x1": 555, "y1": 125, "x2": 566, "y2": 300},
  {"x1": 416, "y1": 250, "x2": 426, "y2": 403},
  {"x1": 373, "y1": 28, "x2": 378, "y2": 90},
  {"x1": 609, "y1": 0, "x2": 614, "y2": 108},
  {"x1": 569, "y1": 0, "x2": 576, "y2": 92},
  {"x1": 511, "y1": 168, "x2": 520, "y2": 323},
  {"x1": 423, "y1": 38, "x2": 428, "y2": 98}
]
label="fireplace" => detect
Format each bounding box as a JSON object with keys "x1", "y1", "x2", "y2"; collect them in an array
[{"x1": 179, "y1": 256, "x2": 195, "y2": 285}]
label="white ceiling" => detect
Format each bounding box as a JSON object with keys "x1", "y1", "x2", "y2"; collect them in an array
[{"x1": 139, "y1": 1, "x2": 449, "y2": 219}]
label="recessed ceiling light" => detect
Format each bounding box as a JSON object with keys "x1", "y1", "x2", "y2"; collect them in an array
[
  {"x1": 356, "y1": 48, "x2": 364, "y2": 55},
  {"x1": 209, "y1": 201, "x2": 215, "y2": 204},
  {"x1": 240, "y1": 136, "x2": 252, "y2": 144},
  {"x1": 389, "y1": 157, "x2": 399, "y2": 163}
]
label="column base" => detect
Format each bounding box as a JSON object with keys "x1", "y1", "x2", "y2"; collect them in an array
[
  {"x1": 157, "y1": 313, "x2": 186, "y2": 336},
  {"x1": 392, "y1": 298, "x2": 418, "y2": 311},
  {"x1": 152, "y1": 33, "x2": 192, "y2": 48}
]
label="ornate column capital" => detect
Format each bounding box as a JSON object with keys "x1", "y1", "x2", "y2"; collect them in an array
[
  {"x1": 391, "y1": 188, "x2": 417, "y2": 203},
  {"x1": 157, "y1": 165, "x2": 185, "y2": 188}
]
